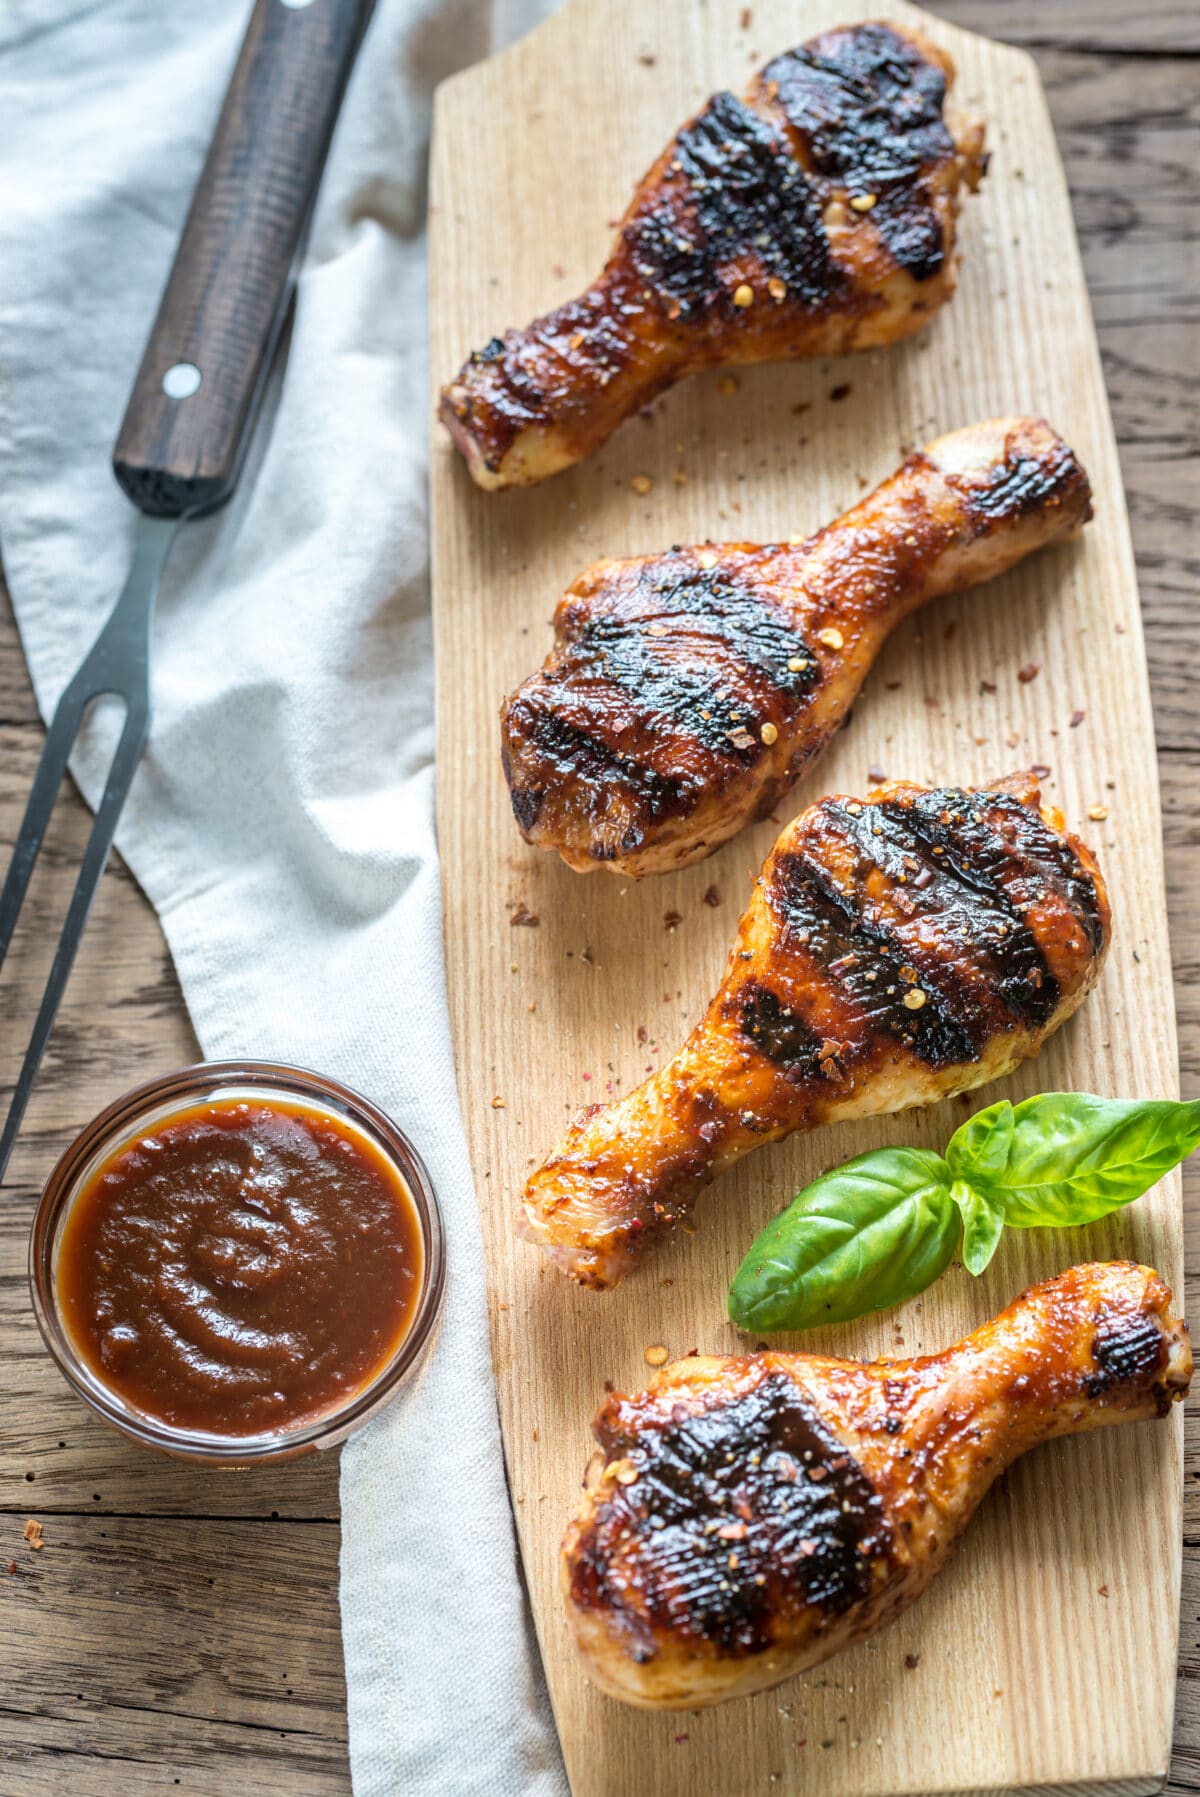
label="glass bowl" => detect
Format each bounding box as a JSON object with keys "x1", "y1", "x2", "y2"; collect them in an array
[{"x1": 29, "y1": 1060, "x2": 444, "y2": 1466}]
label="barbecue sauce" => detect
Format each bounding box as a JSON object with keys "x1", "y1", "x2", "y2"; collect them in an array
[{"x1": 56, "y1": 1097, "x2": 423, "y2": 1436}]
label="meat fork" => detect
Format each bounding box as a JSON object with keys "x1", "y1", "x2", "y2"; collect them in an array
[{"x1": 0, "y1": 0, "x2": 376, "y2": 1182}]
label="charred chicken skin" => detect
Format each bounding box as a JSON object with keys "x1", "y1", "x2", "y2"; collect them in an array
[
  {"x1": 502, "y1": 417, "x2": 1091, "y2": 875},
  {"x1": 441, "y1": 22, "x2": 987, "y2": 489},
  {"x1": 564, "y1": 1262, "x2": 1190, "y2": 1709},
  {"x1": 519, "y1": 774, "x2": 1110, "y2": 1289}
]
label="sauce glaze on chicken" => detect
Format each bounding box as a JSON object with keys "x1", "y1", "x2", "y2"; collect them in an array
[
  {"x1": 502, "y1": 418, "x2": 1091, "y2": 874},
  {"x1": 519, "y1": 774, "x2": 1109, "y2": 1288},
  {"x1": 564, "y1": 1263, "x2": 1190, "y2": 1708},
  {"x1": 441, "y1": 23, "x2": 987, "y2": 489}
]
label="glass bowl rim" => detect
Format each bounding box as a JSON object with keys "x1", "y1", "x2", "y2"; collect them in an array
[{"x1": 28, "y1": 1058, "x2": 445, "y2": 1465}]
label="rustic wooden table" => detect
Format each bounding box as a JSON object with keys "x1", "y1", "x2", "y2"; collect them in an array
[{"x1": 0, "y1": 3, "x2": 1195, "y2": 1791}]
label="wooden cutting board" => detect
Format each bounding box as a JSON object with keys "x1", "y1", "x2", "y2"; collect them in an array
[{"x1": 428, "y1": 4, "x2": 1183, "y2": 1792}]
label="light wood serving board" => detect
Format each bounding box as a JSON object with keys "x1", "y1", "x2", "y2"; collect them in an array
[{"x1": 429, "y1": 4, "x2": 1183, "y2": 1792}]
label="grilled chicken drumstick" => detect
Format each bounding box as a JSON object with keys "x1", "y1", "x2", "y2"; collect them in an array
[
  {"x1": 564, "y1": 1262, "x2": 1190, "y2": 1709},
  {"x1": 503, "y1": 417, "x2": 1091, "y2": 875},
  {"x1": 441, "y1": 22, "x2": 986, "y2": 489},
  {"x1": 519, "y1": 774, "x2": 1109, "y2": 1289}
]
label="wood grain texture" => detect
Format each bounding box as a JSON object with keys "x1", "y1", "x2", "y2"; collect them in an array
[
  {"x1": 930, "y1": 0, "x2": 1200, "y2": 52},
  {"x1": 3, "y1": 1517, "x2": 345, "y2": 1796},
  {"x1": 429, "y1": 4, "x2": 1189, "y2": 1794},
  {"x1": 0, "y1": 3, "x2": 1194, "y2": 1793},
  {"x1": 112, "y1": 0, "x2": 376, "y2": 518}
]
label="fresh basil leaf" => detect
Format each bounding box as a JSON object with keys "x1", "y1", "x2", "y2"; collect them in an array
[
  {"x1": 945, "y1": 1099, "x2": 1014, "y2": 1186},
  {"x1": 946, "y1": 1092, "x2": 1200, "y2": 1229},
  {"x1": 727, "y1": 1147, "x2": 958, "y2": 1333},
  {"x1": 951, "y1": 1179, "x2": 1005, "y2": 1276}
]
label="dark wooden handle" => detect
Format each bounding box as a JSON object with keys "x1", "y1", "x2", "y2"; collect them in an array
[{"x1": 113, "y1": 0, "x2": 376, "y2": 518}]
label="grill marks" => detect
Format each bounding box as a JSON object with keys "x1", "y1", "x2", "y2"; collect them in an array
[
  {"x1": 625, "y1": 92, "x2": 840, "y2": 317},
  {"x1": 758, "y1": 788, "x2": 1101, "y2": 1073},
  {"x1": 503, "y1": 706, "x2": 689, "y2": 840},
  {"x1": 624, "y1": 24, "x2": 957, "y2": 321},
  {"x1": 839, "y1": 793, "x2": 1064, "y2": 1028},
  {"x1": 504, "y1": 562, "x2": 822, "y2": 847},
  {"x1": 570, "y1": 1374, "x2": 890, "y2": 1659},
  {"x1": 1086, "y1": 1309, "x2": 1169, "y2": 1400},
  {"x1": 882, "y1": 788, "x2": 1106, "y2": 956},
  {"x1": 769, "y1": 26, "x2": 953, "y2": 188},
  {"x1": 764, "y1": 24, "x2": 956, "y2": 279},
  {"x1": 770, "y1": 843, "x2": 991, "y2": 1067},
  {"x1": 566, "y1": 565, "x2": 820, "y2": 741},
  {"x1": 737, "y1": 982, "x2": 823, "y2": 1074},
  {"x1": 950, "y1": 437, "x2": 1093, "y2": 528}
]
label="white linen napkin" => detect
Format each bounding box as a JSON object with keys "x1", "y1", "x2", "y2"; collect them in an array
[{"x1": 0, "y1": 1, "x2": 568, "y2": 1790}]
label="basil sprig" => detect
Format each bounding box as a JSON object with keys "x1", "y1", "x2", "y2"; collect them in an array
[{"x1": 728, "y1": 1093, "x2": 1200, "y2": 1334}]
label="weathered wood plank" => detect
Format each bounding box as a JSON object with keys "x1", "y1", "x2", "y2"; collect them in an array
[
  {"x1": 934, "y1": 0, "x2": 1200, "y2": 53},
  {"x1": 0, "y1": 1517, "x2": 348, "y2": 1795}
]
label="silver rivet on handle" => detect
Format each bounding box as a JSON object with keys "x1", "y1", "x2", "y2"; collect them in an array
[{"x1": 161, "y1": 362, "x2": 202, "y2": 399}]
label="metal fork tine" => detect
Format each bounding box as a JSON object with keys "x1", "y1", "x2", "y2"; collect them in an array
[
  {"x1": 0, "y1": 513, "x2": 175, "y2": 1185},
  {"x1": 0, "y1": 703, "x2": 149, "y2": 1182},
  {"x1": 0, "y1": 686, "x2": 91, "y2": 976}
]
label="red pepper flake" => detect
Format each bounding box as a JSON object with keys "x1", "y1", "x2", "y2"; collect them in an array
[
  {"x1": 829, "y1": 383, "x2": 851, "y2": 402},
  {"x1": 1070, "y1": 709, "x2": 1086, "y2": 727},
  {"x1": 923, "y1": 694, "x2": 940, "y2": 709},
  {"x1": 664, "y1": 910, "x2": 683, "y2": 931},
  {"x1": 703, "y1": 885, "x2": 721, "y2": 908},
  {"x1": 636, "y1": 1024, "x2": 648, "y2": 1044},
  {"x1": 905, "y1": 1652, "x2": 921, "y2": 1670},
  {"x1": 979, "y1": 678, "x2": 997, "y2": 695},
  {"x1": 510, "y1": 902, "x2": 540, "y2": 927},
  {"x1": 739, "y1": 4, "x2": 752, "y2": 25},
  {"x1": 581, "y1": 1071, "x2": 592, "y2": 1081},
  {"x1": 867, "y1": 764, "x2": 887, "y2": 784},
  {"x1": 1098, "y1": 1584, "x2": 1109, "y2": 1597},
  {"x1": 1030, "y1": 762, "x2": 1052, "y2": 778},
  {"x1": 1017, "y1": 660, "x2": 1040, "y2": 683},
  {"x1": 675, "y1": 1733, "x2": 690, "y2": 1745}
]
